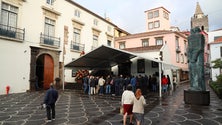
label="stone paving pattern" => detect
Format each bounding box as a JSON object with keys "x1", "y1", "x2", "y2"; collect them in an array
[{"x1": 0, "y1": 83, "x2": 221, "y2": 125}]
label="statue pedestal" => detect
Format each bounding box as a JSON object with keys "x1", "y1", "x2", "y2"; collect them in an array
[{"x1": 184, "y1": 90, "x2": 210, "y2": 105}]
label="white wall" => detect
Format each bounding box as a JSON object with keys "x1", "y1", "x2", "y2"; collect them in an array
[
  {"x1": 0, "y1": 40, "x2": 30, "y2": 95},
  {"x1": 208, "y1": 30, "x2": 222, "y2": 43},
  {"x1": 58, "y1": 1, "x2": 116, "y2": 83},
  {"x1": 0, "y1": 0, "x2": 117, "y2": 94},
  {"x1": 210, "y1": 43, "x2": 222, "y2": 81}
]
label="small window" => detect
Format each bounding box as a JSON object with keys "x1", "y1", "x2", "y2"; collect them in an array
[
  {"x1": 175, "y1": 36, "x2": 179, "y2": 46},
  {"x1": 153, "y1": 10, "x2": 159, "y2": 18},
  {"x1": 142, "y1": 39, "x2": 149, "y2": 47},
  {"x1": 181, "y1": 54, "x2": 184, "y2": 63},
  {"x1": 163, "y1": 11, "x2": 169, "y2": 20},
  {"x1": 119, "y1": 42, "x2": 125, "y2": 49},
  {"x1": 220, "y1": 47, "x2": 222, "y2": 57},
  {"x1": 148, "y1": 12, "x2": 153, "y2": 19},
  {"x1": 137, "y1": 59, "x2": 145, "y2": 73},
  {"x1": 154, "y1": 21, "x2": 160, "y2": 28},
  {"x1": 107, "y1": 26, "x2": 111, "y2": 32},
  {"x1": 74, "y1": 9, "x2": 81, "y2": 17},
  {"x1": 73, "y1": 28, "x2": 81, "y2": 43},
  {"x1": 184, "y1": 40, "x2": 187, "y2": 55},
  {"x1": 107, "y1": 40, "x2": 111, "y2": 46},
  {"x1": 176, "y1": 53, "x2": 180, "y2": 63},
  {"x1": 148, "y1": 22, "x2": 153, "y2": 29},
  {"x1": 93, "y1": 35, "x2": 98, "y2": 47},
  {"x1": 46, "y1": 0, "x2": 54, "y2": 5},
  {"x1": 93, "y1": 19, "x2": 98, "y2": 26},
  {"x1": 156, "y1": 37, "x2": 163, "y2": 45}
]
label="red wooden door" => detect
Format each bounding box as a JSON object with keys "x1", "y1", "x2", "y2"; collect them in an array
[{"x1": 43, "y1": 54, "x2": 54, "y2": 89}]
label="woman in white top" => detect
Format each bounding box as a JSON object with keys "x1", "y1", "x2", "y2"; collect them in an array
[
  {"x1": 121, "y1": 84, "x2": 134, "y2": 125},
  {"x1": 133, "y1": 89, "x2": 146, "y2": 125}
]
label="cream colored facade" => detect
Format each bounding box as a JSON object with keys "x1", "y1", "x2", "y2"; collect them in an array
[{"x1": 0, "y1": 0, "x2": 127, "y2": 94}]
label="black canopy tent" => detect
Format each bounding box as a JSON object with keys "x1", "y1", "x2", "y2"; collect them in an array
[
  {"x1": 65, "y1": 45, "x2": 137, "y2": 69},
  {"x1": 64, "y1": 45, "x2": 177, "y2": 97}
]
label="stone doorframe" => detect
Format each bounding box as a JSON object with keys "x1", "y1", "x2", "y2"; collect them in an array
[{"x1": 29, "y1": 46, "x2": 61, "y2": 91}]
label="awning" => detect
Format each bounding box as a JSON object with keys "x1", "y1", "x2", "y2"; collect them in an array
[
  {"x1": 64, "y1": 45, "x2": 179, "y2": 98},
  {"x1": 65, "y1": 45, "x2": 179, "y2": 70},
  {"x1": 65, "y1": 45, "x2": 137, "y2": 69}
]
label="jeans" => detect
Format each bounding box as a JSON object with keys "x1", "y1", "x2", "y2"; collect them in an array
[
  {"x1": 46, "y1": 104, "x2": 55, "y2": 120},
  {"x1": 83, "y1": 83, "x2": 88, "y2": 94},
  {"x1": 99, "y1": 86, "x2": 104, "y2": 94},
  {"x1": 88, "y1": 85, "x2": 91, "y2": 95},
  {"x1": 106, "y1": 85, "x2": 111, "y2": 94},
  {"x1": 152, "y1": 84, "x2": 157, "y2": 92}
]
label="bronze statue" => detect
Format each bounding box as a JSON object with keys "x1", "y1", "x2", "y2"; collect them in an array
[{"x1": 187, "y1": 27, "x2": 206, "y2": 91}]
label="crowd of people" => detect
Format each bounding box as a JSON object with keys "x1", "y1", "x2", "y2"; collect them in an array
[
  {"x1": 82, "y1": 73, "x2": 172, "y2": 96},
  {"x1": 41, "y1": 74, "x2": 173, "y2": 124}
]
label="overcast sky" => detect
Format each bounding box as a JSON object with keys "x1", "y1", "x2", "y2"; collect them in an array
[{"x1": 74, "y1": 0, "x2": 222, "y2": 34}]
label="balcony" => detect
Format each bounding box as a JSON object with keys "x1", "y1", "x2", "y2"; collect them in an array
[
  {"x1": 176, "y1": 46, "x2": 181, "y2": 53},
  {"x1": 70, "y1": 41, "x2": 85, "y2": 51},
  {"x1": 0, "y1": 23, "x2": 25, "y2": 41},
  {"x1": 40, "y1": 33, "x2": 60, "y2": 47}
]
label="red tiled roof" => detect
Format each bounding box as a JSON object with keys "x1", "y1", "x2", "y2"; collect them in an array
[{"x1": 214, "y1": 37, "x2": 222, "y2": 43}]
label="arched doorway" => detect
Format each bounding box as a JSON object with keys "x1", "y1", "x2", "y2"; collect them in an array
[{"x1": 36, "y1": 54, "x2": 54, "y2": 90}]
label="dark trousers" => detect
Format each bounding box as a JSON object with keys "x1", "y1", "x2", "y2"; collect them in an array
[{"x1": 46, "y1": 104, "x2": 55, "y2": 120}]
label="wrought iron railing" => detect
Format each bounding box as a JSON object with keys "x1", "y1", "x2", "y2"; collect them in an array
[
  {"x1": 70, "y1": 41, "x2": 85, "y2": 51},
  {"x1": 0, "y1": 23, "x2": 25, "y2": 40},
  {"x1": 40, "y1": 33, "x2": 60, "y2": 47}
]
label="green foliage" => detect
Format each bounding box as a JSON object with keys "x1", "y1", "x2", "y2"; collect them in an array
[
  {"x1": 211, "y1": 58, "x2": 222, "y2": 69},
  {"x1": 210, "y1": 82, "x2": 222, "y2": 99},
  {"x1": 211, "y1": 58, "x2": 222, "y2": 84},
  {"x1": 216, "y1": 75, "x2": 222, "y2": 84}
]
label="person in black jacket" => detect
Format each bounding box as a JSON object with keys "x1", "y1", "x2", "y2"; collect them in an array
[{"x1": 43, "y1": 83, "x2": 58, "y2": 122}]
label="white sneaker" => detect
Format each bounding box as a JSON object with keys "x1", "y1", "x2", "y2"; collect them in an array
[
  {"x1": 46, "y1": 120, "x2": 52, "y2": 123},
  {"x1": 52, "y1": 119, "x2": 55, "y2": 121}
]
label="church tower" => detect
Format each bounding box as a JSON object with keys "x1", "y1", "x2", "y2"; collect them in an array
[{"x1": 191, "y1": 2, "x2": 209, "y2": 32}]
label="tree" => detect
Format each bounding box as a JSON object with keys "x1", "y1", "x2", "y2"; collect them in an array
[{"x1": 211, "y1": 58, "x2": 222, "y2": 83}]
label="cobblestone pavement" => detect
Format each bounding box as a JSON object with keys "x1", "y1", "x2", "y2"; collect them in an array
[{"x1": 0, "y1": 83, "x2": 221, "y2": 125}]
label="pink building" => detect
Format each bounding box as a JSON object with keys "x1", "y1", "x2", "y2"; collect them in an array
[{"x1": 114, "y1": 7, "x2": 189, "y2": 81}]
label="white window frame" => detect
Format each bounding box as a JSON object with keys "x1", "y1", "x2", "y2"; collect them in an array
[
  {"x1": 107, "y1": 40, "x2": 111, "y2": 46},
  {"x1": 142, "y1": 39, "x2": 149, "y2": 47},
  {"x1": 148, "y1": 12, "x2": 153, "y2": 19},
  {"x1": 93, "y1": 35, "x2": 98, "y2": 48},
  {"x1": 163, "y1": 11, "x2": 169, "y2": 20},
  {"x1": 119, "y1": 42, "x2": 125, "y2": 49},
  {"x1": 74, "y1": 9, "x2": 81, "y2": 17},
  {"x1": 46, "y1": 0, "x2": 54, "y2": 5},
  {"x1": 181, "y1": 54, "x2": 184, "y2": 63},
  {"x1": 153, "y1": 10, "x2": 159, "y2": 18},
  {"x1": 154, "y1": 21, "x2": 160, "y2": 28},
  {"x1": 1, "y1": 2, "x2": 18, "y2": 28},
  {"x1": 93, "y1": 19, "x2": 98, "y2": 26},
  {"x1": 73, "y1": 28, "x2": 81, "y2": 43},
  {"x1": 148, "y1": 22, "x2": 153, "y2": 29},
  {"x1": 44, "y1": 17, "x2": 55, "y2": 37},
  {"x1": 176, "y1": 53, "x2": 180, "y2": 63},
  {"x1": 156, "y1": 38, "x2": 163, "y2": 45}
]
